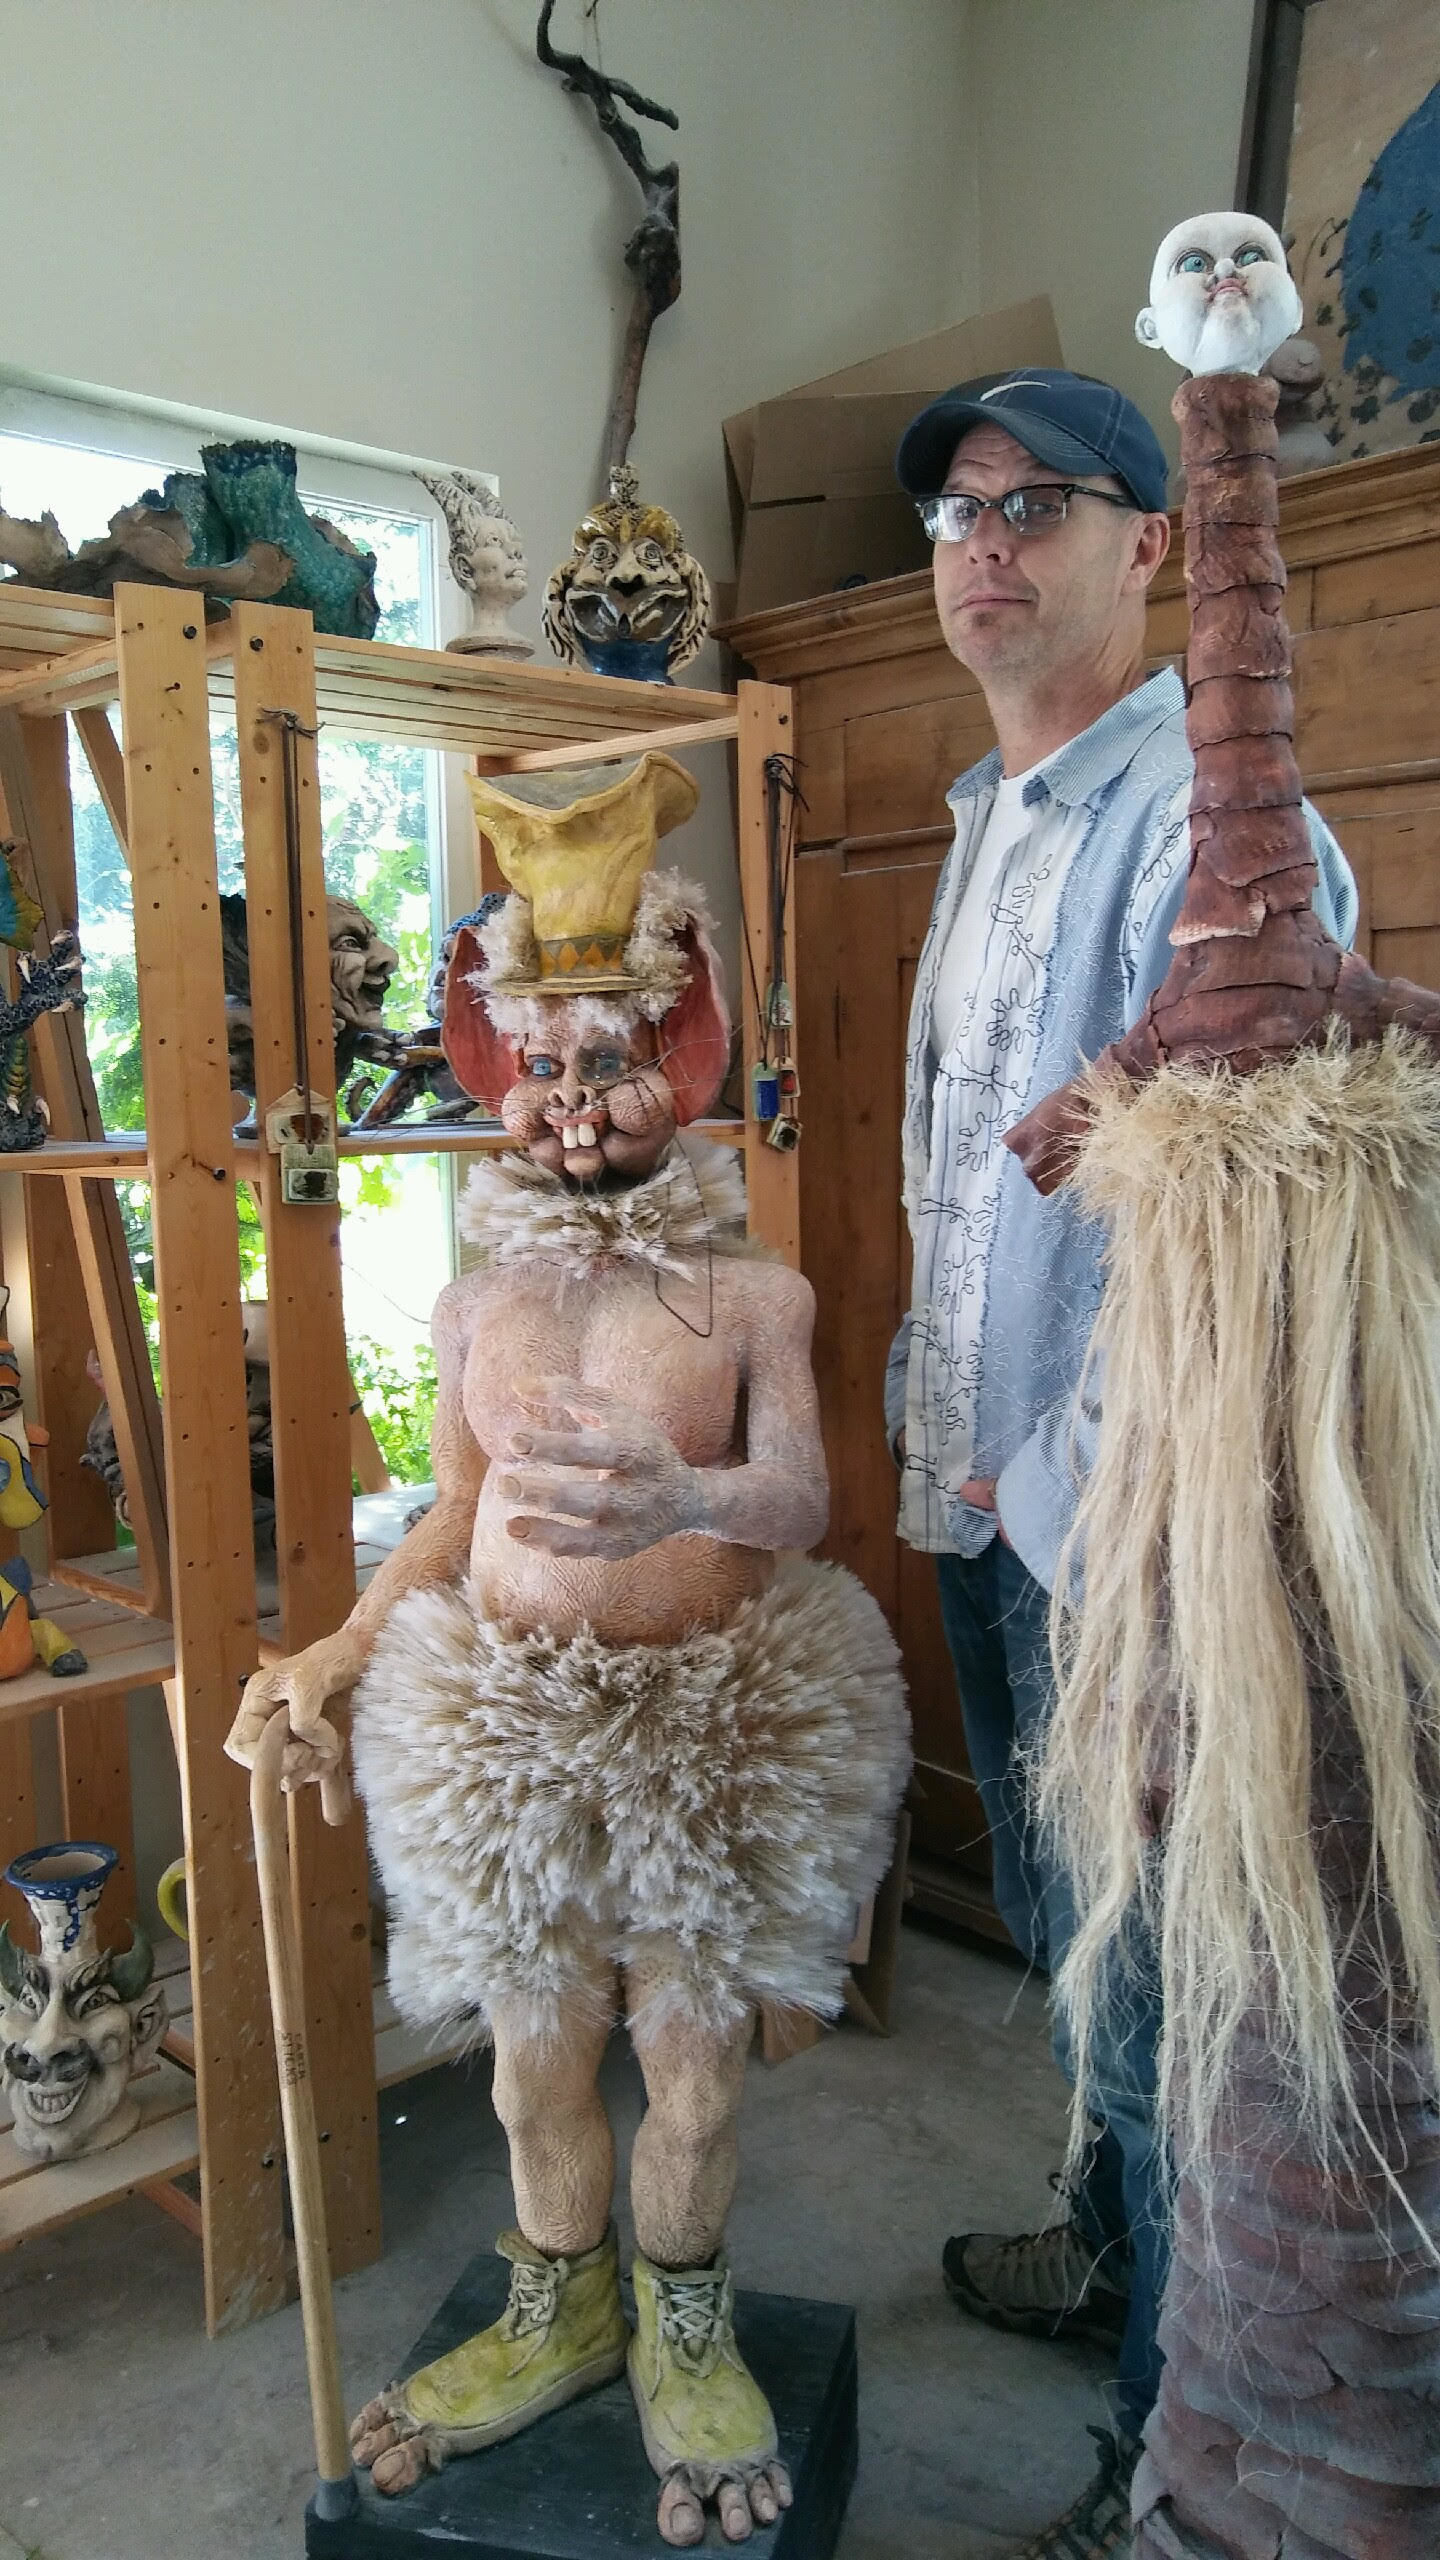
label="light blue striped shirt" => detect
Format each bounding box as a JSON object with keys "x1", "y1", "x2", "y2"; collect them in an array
[{"x1": 887, "y1": 667, "x2": 1357, "y2": 1589}]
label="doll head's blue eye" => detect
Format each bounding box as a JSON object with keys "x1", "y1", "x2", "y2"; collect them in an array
[
  {"x1": 1175, "y1": 250, "x2": 1211, "y2": 276},
  {"x1": 1235, "y1": 243, "x2": 1268, "y2": 267},
  {"x1": 527, "y1": 1055, "x2": 561, "y2": 1080}
]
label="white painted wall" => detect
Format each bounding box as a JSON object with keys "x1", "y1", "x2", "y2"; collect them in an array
[
  {"x1": 0, "y1": 0, "x2": 982, "y2": 954},
  {"x1": 0, "y1": 0, "x2": 978, "y2": 639},
  {"x1": 967, "y1": 0, "x2": 1259, "y2": 468}
]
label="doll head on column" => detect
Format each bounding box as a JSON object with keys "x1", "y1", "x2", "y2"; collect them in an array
[{"x1": 1136, "y1": 212, "x2": 1303, "y2": 376}]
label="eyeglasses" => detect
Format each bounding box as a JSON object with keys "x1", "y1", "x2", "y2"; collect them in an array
[{"x1": 916, "y1": 484, "x2": 1136, "y2": 543}]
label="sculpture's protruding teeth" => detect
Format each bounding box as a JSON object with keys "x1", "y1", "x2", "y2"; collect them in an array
[
  {"x1": 576, "y1": 1122, "x2": 599, "y2": 1148},
  {"x1": 561, "y1": 1125, "x2": 578, "y2": 1150}
]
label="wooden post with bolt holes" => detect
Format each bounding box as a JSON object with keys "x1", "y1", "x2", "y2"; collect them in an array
[
  {"x1": 736, "y1": 680, "x2": 801, "y2": 1269},
  {"x1": 231, "y1": 601, "x2": 381, "y2": 2283},
  {"x1": 115, "y1": 584, "x2": 288, "y2": 2335},
  {"x1": 0, "y1": 716, "x2": 138, "y2": 1936},
  {"x1": 0, "y1": 709, "x2": 170, "y2": 1618}
]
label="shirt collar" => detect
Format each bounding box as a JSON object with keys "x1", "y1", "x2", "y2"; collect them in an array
[{"x1": 947, "y1": 667, "x2": 1185, "y2": 814}]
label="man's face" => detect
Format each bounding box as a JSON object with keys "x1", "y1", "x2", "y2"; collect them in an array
[
  {"x1": 499, "y1": 1004, "x2": 676, "y2": 1187},
  {"x1": 931, "y1": 424, "x2": 1162, "y2": 694}
]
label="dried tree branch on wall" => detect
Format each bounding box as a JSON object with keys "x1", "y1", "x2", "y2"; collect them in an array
[{"x1": 536, "y1": 0, "x2": 681, "y2": 474}]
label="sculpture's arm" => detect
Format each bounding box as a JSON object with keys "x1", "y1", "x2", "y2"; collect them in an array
[
  {"x1": 499, "y1": 1266, "x2": 829, "y2": 1559},
  {"x1": 223, "y1": 1279, "x2": 487, "y2": 1803}
]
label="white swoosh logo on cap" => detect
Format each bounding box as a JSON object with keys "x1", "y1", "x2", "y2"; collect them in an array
[{"x1": 979, "y1": 381, "x2": 1050, "y2": 399}]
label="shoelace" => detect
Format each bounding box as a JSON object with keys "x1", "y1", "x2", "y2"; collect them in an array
[
  {"x1": 501, "y1": 2254, "x2": 563, "y2": 2340},
  {"x1": 655, "y1": 2265, "x2": 733, "y2": 2374},
  {"x1": 1045, "y1": 2428, "x2": 1138, "y2": 2548}
]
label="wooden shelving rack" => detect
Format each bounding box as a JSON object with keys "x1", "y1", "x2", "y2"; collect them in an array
[{"x1": 0, "y1": 579, "x2": 796, "y2": 2332}]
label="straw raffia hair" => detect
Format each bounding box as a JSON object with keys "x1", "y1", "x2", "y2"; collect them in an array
[{"x1": 1040, "y1": 1029, "x2": 1440, "y2": 2215}]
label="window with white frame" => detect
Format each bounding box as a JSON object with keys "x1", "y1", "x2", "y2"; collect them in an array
[{"x1": 0, "y1": 388, "x2": 469, "y2": 1484}]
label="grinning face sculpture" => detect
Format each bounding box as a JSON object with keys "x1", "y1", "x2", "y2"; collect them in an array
[
  {"x1": 1136, "y1": 211, "x2": 1302, "y2": 376},
  {"x1": 543, "y1": 466, "x2": 710, "y2": 676},
  {"x1": 0, "y1": 1922, "x2": 165, "y2": 2161},
  {"x1": 327, "y1": 897, "x2": 400, "y2": 1040}
]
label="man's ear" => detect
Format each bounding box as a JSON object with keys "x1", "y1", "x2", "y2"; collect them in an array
[
  {"x1": 441, "y1": 926, "x2": 524, "y2": 1108},
  {"x1": 658, "y1": 921, "x2": 732, "y2": 1126}
]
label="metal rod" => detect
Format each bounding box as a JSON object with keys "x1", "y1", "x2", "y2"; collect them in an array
[{"x1": 261, "y1": 709, "x2": 320, "y2": 1145}]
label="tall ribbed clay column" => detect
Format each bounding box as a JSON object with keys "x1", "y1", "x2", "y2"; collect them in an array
[
  {"x1": 1007, "y1": 366, "x2": 1440, "y2": 2556},
  {"x1": 1007, "y1": 372, "x2": 1440, "y2": 1194}
]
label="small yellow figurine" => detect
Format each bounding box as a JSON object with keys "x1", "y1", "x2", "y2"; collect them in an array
[{"x1": 0, "y1": 1287, "x2": 85, "y2": 1678}]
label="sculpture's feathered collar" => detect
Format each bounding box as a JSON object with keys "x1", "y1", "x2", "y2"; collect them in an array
[{"x1": 458, "y1": 1137, "x2": 749, "y2": 1277}]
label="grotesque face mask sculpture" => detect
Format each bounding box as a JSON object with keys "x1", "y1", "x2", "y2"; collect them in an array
[
  {"x1": 1136, "y1": 211, "x2": 1302, "y2": 377},
  {"x1": 327, "y1": 899, "x2": 400, "y2": 1043},
  {"x1": 1, "y1": 1845, "x2": 165, "y2": 2161},
  {"x1": 544, "y1": 464, "x2": 711, "y2": 681}
]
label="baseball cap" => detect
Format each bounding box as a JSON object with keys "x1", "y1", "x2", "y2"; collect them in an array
[{"x1": 895, "y1": 368, "x2": 1168, "y2": 514}]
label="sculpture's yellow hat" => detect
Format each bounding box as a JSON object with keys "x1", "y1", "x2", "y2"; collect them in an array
[{"x1": 468, "y1": 752, "x2": 699, "y2": 993}]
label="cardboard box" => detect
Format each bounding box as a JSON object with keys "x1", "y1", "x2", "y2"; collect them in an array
[{"x1": 723, "y1": 295, "x2": 1063, "y2": 619}]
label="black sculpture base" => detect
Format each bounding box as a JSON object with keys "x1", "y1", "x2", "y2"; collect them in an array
[{"x1": 305, "y1": 2249, "x2": 857, "y2": 2558}]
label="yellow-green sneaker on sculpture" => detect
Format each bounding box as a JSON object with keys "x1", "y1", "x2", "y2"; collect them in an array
[
  {"x1": 627, "y1": 2249, "x2": 780, "y2": 2498},
  {"x1": 350, "y1": 2226, "x2": 629, "y2": 2495}
]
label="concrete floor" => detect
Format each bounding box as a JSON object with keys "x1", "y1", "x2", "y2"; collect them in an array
[{"x1": 0, "y1": 1923, "x2": 1123, "y2": 2560}]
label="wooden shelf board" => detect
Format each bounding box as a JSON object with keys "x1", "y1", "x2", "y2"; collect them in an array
[
  {"x1": 0, "y1": 587, "x2": 737, "y2": 760},
  {"x1": 49, "y1": 1548, "x2": 149, "y2": 1612},
  {"x1": 12, "y1": 1118, "x2": 746, "y2": 1174},
  {"x1": 0, "y1": 2056, "x2": 198, "y2": 2248},
  {"x1": 0, "y1": 1575, "x2": 174, "y2": 1722}
]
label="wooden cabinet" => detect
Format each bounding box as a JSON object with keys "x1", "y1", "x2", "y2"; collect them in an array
[{"x1": 724, "y1": 442, "x2": 1440, "y2": 1941}]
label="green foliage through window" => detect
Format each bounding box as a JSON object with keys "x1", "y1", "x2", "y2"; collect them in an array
[{"x1": 348, "y1": 1336, "x2": 438, "y2": 1488}]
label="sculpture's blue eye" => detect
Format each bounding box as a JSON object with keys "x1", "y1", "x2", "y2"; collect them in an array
[
  {"x1": 1175, "y1": 250, "x2": 1211, "y2": 275},
  {"x1": 527, "y1": 1056, "x2": 561, "y2": 1080},
  {"x1": 583, "y1": 1049, "x2": 627, "y2": 1084},
  {"x1": 1234, "y1": 244, "x2": 1267, "y2": 267}
]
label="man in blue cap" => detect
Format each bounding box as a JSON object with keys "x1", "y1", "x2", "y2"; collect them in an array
[{"x1": 887, "y1": 368, "x2": 1356, "y2": 2558}]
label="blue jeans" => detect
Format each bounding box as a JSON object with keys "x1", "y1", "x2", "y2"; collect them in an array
[{"x1": 936, "y1": 1541, "x2": 1167, "y2": 2435}]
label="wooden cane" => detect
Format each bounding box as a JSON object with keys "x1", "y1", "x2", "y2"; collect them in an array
[{"x1": 250, "y1": 1710, "x2": 359, "y2": 2523}]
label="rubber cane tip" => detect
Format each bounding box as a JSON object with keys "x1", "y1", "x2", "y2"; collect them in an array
[{"x1": 311, "y1": 2472, "x2": 359, "y2": 2522}]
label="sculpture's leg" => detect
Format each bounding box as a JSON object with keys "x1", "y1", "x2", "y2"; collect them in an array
[
  {"x1": 351, "y1": 1979, "x2": 629, "y2": 2496},
  {"x1": 624, "y1": 1961, "x2": 793, "y2": 2549},
  {"x1": 492, "y1": 1985, "x2": 617, "y2": 2257}
]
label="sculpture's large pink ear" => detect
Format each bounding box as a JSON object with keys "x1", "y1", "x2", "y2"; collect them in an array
[
  {"x1": 442, "y1": 926, "x2": 524, "y2": 1108},
  {"x1": 659, "y1": 921, "x2": 732, "y2": 1125}
]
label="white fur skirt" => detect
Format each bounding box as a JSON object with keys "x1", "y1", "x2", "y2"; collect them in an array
[{"x1": 351, "y1": 1558, "x2": 910, "y2": 2043}]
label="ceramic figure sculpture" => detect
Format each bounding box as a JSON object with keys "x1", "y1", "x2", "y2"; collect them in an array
[
  {"x1": 0, "y1": 1843, "x2": 164, "y2": 2160},
  {"x1": 0, "y1": 839, "x2": 83, "y2": 1153},
  {"x1": 544, "y1": 464, "x2": 710, "y2": 683},
  {"x1": 348, "y1": 901, "x2": 503, "y2": 1129},
  {"x1": 227, "y1": 750, "x2": 909, "y2": 2547},
  {"x1": 0, "y1": 439, "x2": 380, "y2": 636},
  {"x1": 418, "y1": 472, "x2": 533, "y2": 660},
  {"x1": 0, "y1": 1288, "x2": 85, "y2": 1679},
  {"x1": 1007, "y1": 212, "x2": 1440, "y2": 2559},
  {"x1": 220, "y1": 890, "x2": 400, "y2": 1110}
]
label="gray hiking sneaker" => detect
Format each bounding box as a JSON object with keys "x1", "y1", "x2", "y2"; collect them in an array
[
  {"x1": 1009, "y1": 2426, "x2": 1139, "y2": 2558},
  {"x1": 942, "y1": 2208, "x2": 1130, "y2": 2349}
]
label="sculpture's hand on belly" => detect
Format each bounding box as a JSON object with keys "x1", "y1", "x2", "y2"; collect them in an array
[{"x1": 496, "y1": 1375, "x2": 707, "y2": 1560}]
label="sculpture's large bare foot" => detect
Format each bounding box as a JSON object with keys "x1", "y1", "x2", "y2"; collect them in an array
[
  {"x1": 350, "y1": 2227, "x2": 628, "y2": 2498},
  {"x1": 349, "y1": 2394, "x2": 437, "y2": 2495},
  {"x1": 657, "y1": 2458, "x2": 793, "y2": 2546},
  {"x1": 629, "y1": 2252, "x2": 791, "y2": 2545}
]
